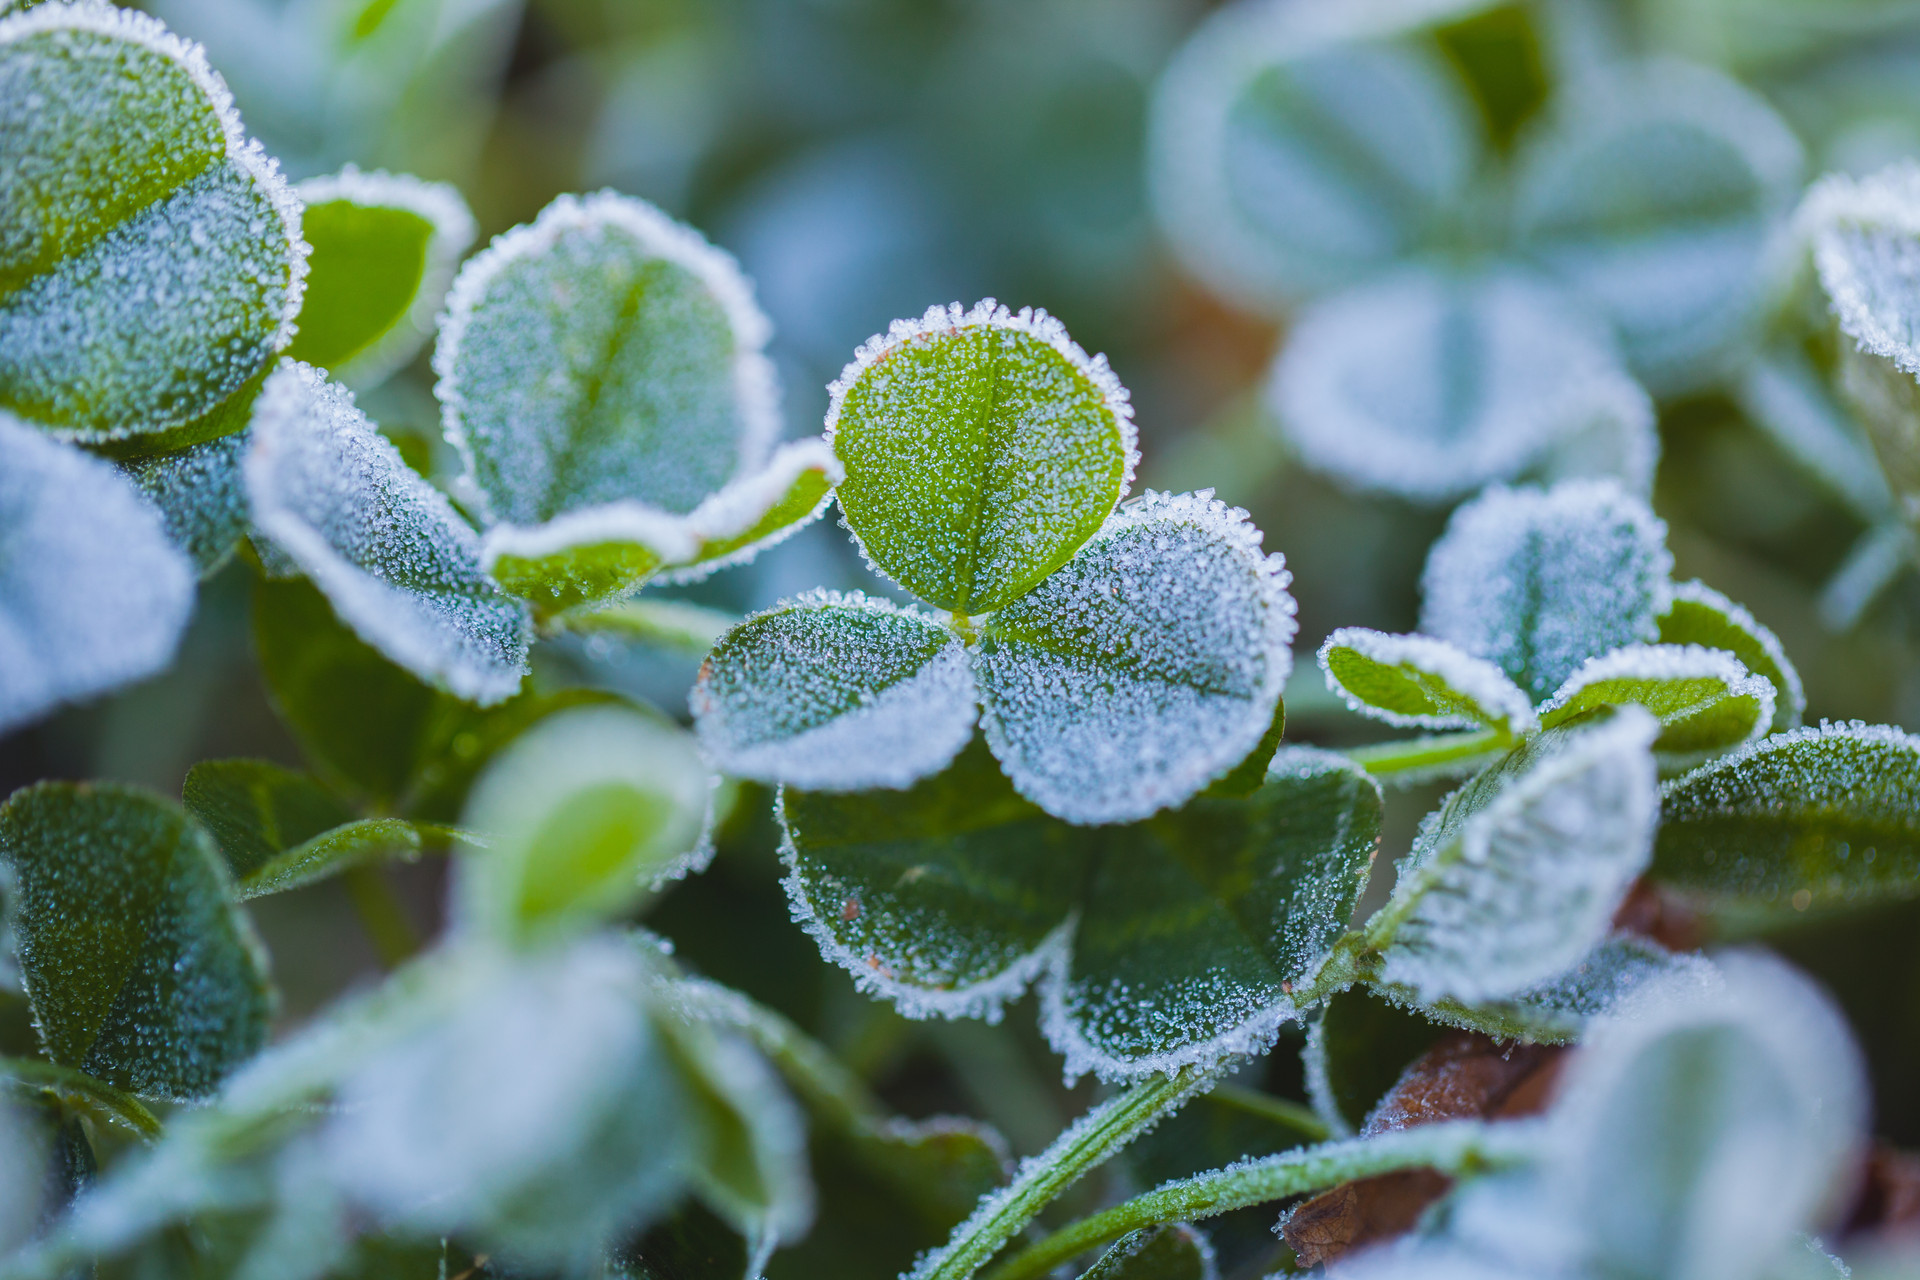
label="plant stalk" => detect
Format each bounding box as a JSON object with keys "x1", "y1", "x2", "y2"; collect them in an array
[{"x1": 1344, "y1": 729, "x2": 1506, "y2": 779}]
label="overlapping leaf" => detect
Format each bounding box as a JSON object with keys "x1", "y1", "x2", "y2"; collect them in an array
[
  {"x1": 1319, "y1": 627, "x2": 1536, "y2": 737},
  {"x1": 120, "y1": 430, "x2": 251, "y2": 575},
  {"x1": 1079, "y1": 1225, "x2": 1217, "y2": 1280},
  {"x1": 1656, "y1": 580, "x2": 1804, "y2": 733},
  {"x1": 1536, "y1": 644, "x2": 1774, "y2": 755}
]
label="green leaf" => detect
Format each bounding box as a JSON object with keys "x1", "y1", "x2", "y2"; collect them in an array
[
  {"x1": 285, "y1": 167, "x2": 474, "y2": 388},
  {"x1": 1148, "y1": 5, "x2": 1483, "y2": 312},
  {"x1": 616, "y1": 1199, "x2": 751, "y2": 1280},
  {"x1": 0, "y1": 1055, "x2": 164, "y2": 1141},
  {"x1": 553, "y1": 597, "x2": 738, "y2": 656},
  {"x1": 1652, "y1": 722, "x2": 1920, "y2": 920},
  {"x1": 1303, "y1": 988, "x2": 1444, "y2": 1136},
  {"x1": 0, "y1": 782, "x2": 272, "y2": 1099},
  {"x1": 1318, "y1": 627, "x2": 1536, "y2": 736},
  {"x1": 1413, "y1": 935, "x2": 1715, "y2": 1045},
  {"x1": 120, "y1": 428, "x2": 251, "y2": 575},
  {"x1": 181, "y1": 759, "x2": 424, "y2": 898},
  {"x1": 1535, "y1": 644, "x2": 1773, "y2": 757},
  {"x1": 1077, "y1": 1225, "x2": 1216, "y2": 1280},
  {"x1": 827, "y1": 301, "x2": 1137, "y2": 615},
  {"x1": 1511, "y1": 59, "x2": 1802, "y2": 393},
  {"x1": 0, "y1": 413, "x2": 195, "y2": 734},
  {"x1": 780, "y1": 740, "x2": 1379, "y2": 1080},
  {"x1": 691, "y1": 591, "x2": 977, "y2": 793},
  {"x1": 1366, "y1": 709, "x2": 1660, "y2": 1006},
  {"x1": 0, "y1": 4, "x2": 306, "y2": 440},
  {"x1": 977, "y1": 491, "x2": 1295, "y2": 826},
  {"x1": 1657, "y1": 580, "x2": 1804, "y2": 733},
  {"x1": 455, "y1": 705, "x2": 709, "y2": 946},
  {"x1": 1419, "y1": 479, "x2": 1673, "y2": 703}
]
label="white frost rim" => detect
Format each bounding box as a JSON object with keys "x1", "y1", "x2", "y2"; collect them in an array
[
  {"x1": 434, "y1": 190, "x2": 781, "y2": 526},
  {"x1": 658, "y1": 437, "x2": 843, "y2": 585},
  {"x1": 1538, "y1": 643, "x2": 1776, "y2": 747},
  {"x1": 1665, "y1": 579, "x2": 1804, "y2": 727},
  {"x1": 1798, "y1": 162, "x2": 1920, "y2": 377},
  {"x1": 1660, "y1": 717, "x2": 1920, "y2": 805},
  {"x1": 1318, "y1": 626, "x2": 1538, "y2": 735}
]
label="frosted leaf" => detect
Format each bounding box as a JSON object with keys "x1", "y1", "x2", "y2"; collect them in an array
[
  {"x1": 977, "y1": 491, "x2": 1296, "y2": 826},
  {"x1": 1801, "y1": 162, "x2": 1920, "y2": 380},
  {"x1": 1080, "y1": 1225, "x2": 1218, "y2": 1280},
  {"x1": 1318, "y1": 627, "x2": 1537, "y2": 736},
  {"x1": 1653, "y1": 720, "x2": 1920, "y2": 917},
  {"x1": 779, "y1": 740, "x2": 1379, "y2": 1081},
  {"x1": 435, "y1": 190, "x2": 778, "y2": 527},
  {"x1": 690, "y1": 591, "x2": 976, "y2": 793},
  {"x1": 1414, "y1": 934, "x2": 1719, "y2": 1044},
  {"x1": 1148, "y1": 1, "x2": 1483, "y2": 312},
  {"x1": 121, "y1": 429, "x2": 250, "y2": 574},
  {"x1": 0, "y1": 3, "x2": 306, "y2": 440},
  {"x1": 827, "y1": 299, "x2": 1137, "y2": 615},
  {"x1": 0, "y1": 782, "x2": 272, "y2": 1100},
  {"x1": 1270, "y1": 265, "x2": 1657, "y2": 502},
  {"x1": 1536, "y1": 643, "x2": 1774, "y2": 757},
  {"x1": 1369, "y1": 708, "x2": 1661, "y2": 1005},
  {"x1": 454, "y1": 705, "x2": 708, "y2": 946},
  {"x1": 1658, "y1": 579, "x2": 1805, "y2": 733},
  {"x1": 0, "y1": 414, "x2": 195, "y2": 734},
  {"x1": 245, "y1": 361, "x2": 532, "y2": 706},
  {"x1": 287, "y1": 166, "x2": 475, "y2": 389},
  {"x1": 1511, "y1": 58, "x2": 1803, "y2": 393},
  {"x1": 1419, "y1": 479, "x2": 1674, "y2": 703},
  {"x1": 658, "y1": 437, "x2": 841, "y2": 585}
]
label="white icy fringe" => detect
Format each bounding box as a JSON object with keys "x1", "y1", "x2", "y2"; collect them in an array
[
  {"x1": 435, "y1": 189, "x2": 783, "y2": 518},
  {"x1": 0, "y1": 415, "x2": 195, "y2": 734},
  {"x1": 1801, "y1": 162, "x2": 1920, "y2": 377},
  {"x1": 1318, "y1": 626, "x2": 1538, "y2": 734},
  {"x1": 1667, "y1": 578, "x2": 1806, "y2": 725},
  {"x1": 1271, "y1": 266, "x2": 1656, "y2": 502},
  {"x1": 1661, "y1": 718, "x2": 1920, "y2": 810},
  {"x1": 0, "y1": 2, "x2": 311, "y2": 350},
  {"x1": 1377, "y1": 707, "x2": 1661, "y2": 1004},
  {"x1": 1538, "y1": 643, "x2": 1775, "y2": 741},
  {"x1": 295, "y1": 166, "x2": 476, "y2": 388},
  {"x1": 245, "y1": 362, "x2": 531, "y2": 705},
  {"x1": 824, "y1": 297, "x2": 1140, "y2": 497},
  {"x1": 691, "y1": 589, "x2": 977, "y2": 793}
]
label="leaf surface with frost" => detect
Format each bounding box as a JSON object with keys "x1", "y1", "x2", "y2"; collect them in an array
[
  {"x1": 120, "y1": 430, "x2": 250, "y2": 575},
  {"x1": 691, "y1": 592, "x2": 976, "y2": 794},
  {"x1": 1318, "y1": 627, "x2": 1535, "y2": 737},
  {"x1": 0, "y1": 782, "x2": 271, "y2": 1099},
  {"x1": 1419, "y1": 479, "x2": 1672, "y2": 703},
  {"x1": 1079, "y1": 1224, "x2": 1217, "y2": 1280},
  {"x1": 1653, "y1": 722, "x2": 1920, "y2": 918},
  {"x1": 1368, "y1": 709, "x2": 1661, "y2": 1005},
  {"x1": 1416, "y1": 935, "x2": 1717, "y2": 1044},
  {"x1": 1536, "y1": 644, "x2": 1773, "y2": 757},
  {"x1": 1271, "y1": 265, "x2": 1656, "y2": 502},
  {"x1": 0, "y1": 3, "x2": 305, "y2": 441},
  {"x1": 245, "y1": 361, "x2": 531, "y2": 706},
  {"x1": 0, "y1": 415, "x2": 194, "y2": 734},
  {"x1": 1657, "y1": 580, "x2": 1804, "y2": 733},
  {"x1": 976, "y1": 491, "x2": 1295, "y2": 826},
  {"x1": 829, "y1": 301, "x2": 1136, "y2": 615},
  {"x1": 287, "y1": 167, "x2": 474, "y2": 388},
  {"x1": 1802, "y1": 162, "x2": 1920, "y2": 381},
  {"x1": 779, "y1": 740, "x2": 1378, "y2": 1080}
]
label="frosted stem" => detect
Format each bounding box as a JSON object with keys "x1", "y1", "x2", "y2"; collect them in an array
[
  {"x1": 907, "y1": 1064, "x2": 1216, "y2": 1280},
  {"x1": 1344, "y1": 729, "x2": 1506, "y2": 778},
  {"x1": 983, "y1": 1120, "x2": 1527, "y2": 1280}
]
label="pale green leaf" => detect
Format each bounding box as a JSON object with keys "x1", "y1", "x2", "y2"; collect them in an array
[
  {"x1": 1078, "y1": 1225, "x2": 1217, "y2": 1280},
  {"x1": 0, "y1": 782, "x2": 272, "y2": 1099},
  {"x1": 691, "y1": 591, "x2": 976, "y2": 794},
  {"x1": 0, "y1": 3, "x2": 306, "y2": 441},
  {"x1": 977, "y1": 491, "x2": 1295, "y2": 826},
  {"x1": 828, "y1": 300, "x2": 1137, "y2": 615},
  {"x1": 1802, "y1": 161, "x2": 1920, "y2": 382},
  {"x1": 1536, "y1": 643, "x2": 1773, "y2": 757},
  {"x1": 1657, "y1": 579, "x2": 1805, "y2": 733},
  {"x1": 1318, "y1": 627, "x2": 1536, "y2": 736}
]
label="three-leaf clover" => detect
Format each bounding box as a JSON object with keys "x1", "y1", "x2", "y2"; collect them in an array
[{"x1": 694, "y1": 301, "x2": 1298, "y2": 826}]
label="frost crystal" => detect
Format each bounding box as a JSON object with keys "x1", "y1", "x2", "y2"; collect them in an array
[
  {"x1": 1536, "y1": 643, "x2": 1775, "y2": 752},
  {"x1": 1802, "y1": 162, "x2": 1920, "y2": 379},
  {"x1": 0, "y1": 413, "x2": 195, "y2": 733},
  {"x1": 1420, "y1": 479, "x2": 1674, "y2": 702},
  {"x1": 1318, "y1": 627, "x2": 1537, "y2": 735},
  {"x1": 691, "y1": 591, "x2": 977, "y2": 793},
  {"x1": 245, "y1": 362, "x2": 531, "y2": 706},
  {"x1": 122, "y1": 430, "x2": 250, "y2": 574},
  {"x1": 1271, "y1": 265, "x2": 1656, "y2": 502},
  {"x1": 1659, "y1": 579, "x2": 1805, "y2": 733},
  {"x1": 977, "y1": 491, "x2": 1296, "y2": 826}
]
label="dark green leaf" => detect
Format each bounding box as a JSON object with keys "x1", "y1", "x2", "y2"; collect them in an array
[
  {"x1": 181, "y1": 759, "x2": 424, "y2": 898},
  {"x1": 0, "y1": 782, "x2": 272, "y2": 1099},
  {"x1": 1078, "y1": 1225, "x2": 1215, "y2": 1280},
  {"x1": 616, "y1": 1199, "x2": 750, "y2": 1280},
  {"x1": 1304, "y1": 988, "x2": 1443, "y2": 1136}
]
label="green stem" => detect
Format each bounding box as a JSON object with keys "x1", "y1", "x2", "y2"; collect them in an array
[
  {"x1": 342, "y1": 865, "x2": 420, "y2": 968},
  {"x1": 1344, "y1": 729, "x2": 1505, "y2": 779},
  {"x1": 548, "y1": 597, "x2": 740, "y2": 653},
  {"x1": 983, "y1": 1120, "x2": 1528, "y2": 1280},
  {"x1": 1206, "y1": 1083, "x2": 1330, "y2": 1144},
  {"x1": 0, "y1": 1056, "x2": 163, "y2": 1141},
  {"x1": 908, "y1": 1065, "x2": 1217, "y2": 1280}
]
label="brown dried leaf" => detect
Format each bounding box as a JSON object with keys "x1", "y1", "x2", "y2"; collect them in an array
[{"x1": 1283, "y1": 1169, "x2": 1453, "y2": 1270}]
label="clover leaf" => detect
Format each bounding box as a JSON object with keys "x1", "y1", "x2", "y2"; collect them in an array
[
  {"x1": 0, "y1": 2, "x2": 306, "y2": 445},
  {"x1": 434, "y1": 191, "x2": 838, "y2": 616},
  {"x1": 777, "y1": 739, "x2": 1379, "y2": 1081}
]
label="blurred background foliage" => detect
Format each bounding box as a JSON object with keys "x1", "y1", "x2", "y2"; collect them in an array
[{"x1": 11, "y1": 1, "x2": 1920, "y2": 1271}]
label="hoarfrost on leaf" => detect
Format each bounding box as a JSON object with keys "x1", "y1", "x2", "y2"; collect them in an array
[
  {"x1": 121, "y1": 429, "x2": 251, "y2": 575},
  {"x1": 1419, "y1": 479, "x2": 1673, "y2": 703},
  {"x1": 1270, "y1": 265, "x2": 1657, "y2": 502},
  {"x1": 245, "y1": 361, "x2": 532, "y2": 706},
  {"x1": 1801, "y1": 161, "x2": 1920, "y2": 380},
  {"x1": 1318, "y1": 627, "x2": 1537, "y2": 736},
  {"x1": 0, "y1": 413, "x2": 195, "y2": 734},
  {"x1": 0, "y1": 2, "x2": 307, "y2": 440},
  {"x1": 976, "y1": 490, "x2": 1296, "y2": 826},
  {"x1": 1079, "y1": 1224, "x2": 1218, "y2": 1280},
  {"x1": 690, "y1": 591, "x2": 977, "y2": 794},
  {"x1": 1535, "y1": 643, "x2": 1775, "y2": 757},
  {"x1": 1416, "y1": 934, "x2": 1719, "y2": 1044},
  {"x1": 827, "y1": 299, "x2": 1137, "y2": 615},
  {"x1": 1658, "y1": 579, "x2": 1805, "y2": 733}
]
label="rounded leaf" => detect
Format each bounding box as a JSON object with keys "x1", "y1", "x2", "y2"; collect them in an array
[
  {"x1": 120, "y1": 430, "x2": 251, "y2": 575},
  {"x1": 1801, "y1": 161, "x2": 1920, "y2": 381},
  {"x1": 827, "y1": 300, "x2": 1137, "y2": 615},
  {"x1": 1536, "y1": 643, "x2": 1774, "y2": 756},
  {"x1": 1657, "y1": 579, "x2": 1804, "y2": 732},
  {"x1": 1318, "y1": 627, "x2": 1536, "y2": 736},
  {"x1": 977, "y1": 491, "x2": 1295, "y2": 826}
]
